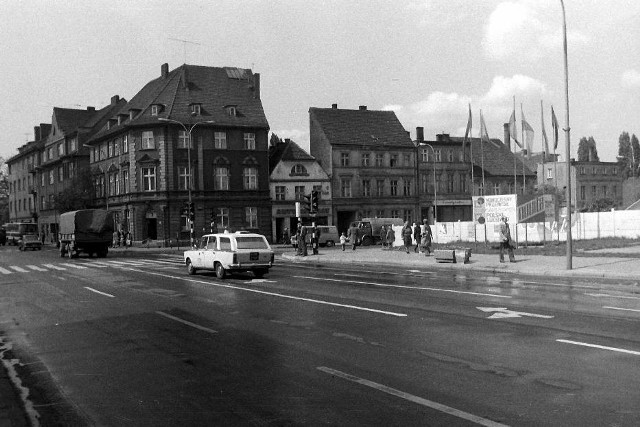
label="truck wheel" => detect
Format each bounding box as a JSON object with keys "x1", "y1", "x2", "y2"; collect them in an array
[
  {"x1": 215, "y1": 263, "x2": 226, "y2": 279},
  {"x1": 186, "y1": 259, "x2": 197, "y2": 275},
  {"x1": 97, "y1": 249, "x2": 108, "y2": 258},
  {"x1": 325, "y1": 240, "x2": 335, "y2": 247},
  {"x1": 361, "y1": 236, "x2": 372, "y2": 246}
]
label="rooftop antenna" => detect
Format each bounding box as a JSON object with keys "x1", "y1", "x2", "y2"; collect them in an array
[{"x1": 168, "y1": 38, "x2": 201, "y2": 64}]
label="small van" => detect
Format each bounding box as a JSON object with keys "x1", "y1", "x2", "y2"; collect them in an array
[{"x1": 291, "y1": 225, "x2": 339, "y2": 247}]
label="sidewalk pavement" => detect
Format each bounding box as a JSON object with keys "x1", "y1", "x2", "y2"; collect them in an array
[{"x1": 281, "y1": 245, "x2": 640, "y2": 281}]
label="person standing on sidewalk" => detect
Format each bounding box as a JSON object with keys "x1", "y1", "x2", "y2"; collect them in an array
[
  {"x1": 413, "y1": 222, "x2": 422, "y2": 253},
  {"x1": 421, "y1": 219, "x2": 432, "y2": 256},
  {"x1": 401, "y1": 221, "x2": 412, "y2": 254},
  {"x1": 380, "y1": 225, "x2": 387, "y2": 250},
  {"x1": 348, "y1": 223, "x2": 359, "y2": 251},
  {"x1": 340, "y1": 232, "x2": 347, "y2": 251},
  {"x1": 386, "y1": 225, "x2": 395, "y2": 249},
  {"x1": 499, "y1": 216, "x2": 515, "y2": 263}
]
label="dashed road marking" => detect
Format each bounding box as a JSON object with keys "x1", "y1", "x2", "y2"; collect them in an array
[
  {"x1": 557, "y1": 339, "x2": 640, "y2": 356},
  {"x1": 0, "y1": 267, "x2": 13, "y2": 274},
  {"x1": 156, "y1": 311, "x2": 217, "y2": 334},
  {"x1": 59, "y1": 263, "x2": 88, "y2": 269},
  {"x1": 84, "y1": 287, "x2": 115, "y2": 298},
  {"x1": 25, "y1": 265, "x2": 47, "y2": 272},
  {"x1": 43, "y1": 264, "x2": 66, "y2": 271},
  {"x1": 9, "y1": 266, "x2": 28, "y2": 273}
]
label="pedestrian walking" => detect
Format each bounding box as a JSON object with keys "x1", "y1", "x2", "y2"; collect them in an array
[
  {"x1": 413, "y1": 222, "x2": 421, "y2": 253},
  {"x1": 282, "y1": 227, "x2": 289, "y2": 245},
  {"x1": 401, "y1": 221, "x2": 412, "y2": 254},
  {"x1": 386, "y1": 225, "x2": 395, "y2": 249},
  {"x1": 498, "y1": 216, "x2": 516, "y2": 263},
  {"x1": 348, "y1": 223, "x2": 359, "y2": 251},
  {"x1": 421, "y1": 219, "x2": 432, "y2": 256},
  {"x1": 112, "y1": 230, "x2": 119, "y2": 248},
  {"x1": 300, "y1": 224, "x2": 308, "y2": 256},
  {"x1": 340, "y1": 232, "x2": 347, "y2": 251},
  {"x1": 380, "y1": 225, "x2": 387, "y2": 249}
]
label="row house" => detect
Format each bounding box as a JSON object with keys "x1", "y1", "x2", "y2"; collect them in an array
[
  {"x1": 540, "y1": 160, "x2": 624, "y2": 210},
  {"x1": 84, "y1": 63, "x2": 271, "y2": 243},
  {"x1": 309, "y1": 104, "x2": 416, "y2": 232},
  {"x1": 6, "y1": 124, "x2": 50, "y2": 224},
  {"x1": 269, "y1": 138, "x2": 332, "y2": 243}
]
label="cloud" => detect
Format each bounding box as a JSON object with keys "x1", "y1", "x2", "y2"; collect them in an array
[
  {"x1": 621, "y1": 69, "x2": 640, "y2": 88},
  {"x1": 483, "y1": 1, "x2": 588, "y2": 62}
]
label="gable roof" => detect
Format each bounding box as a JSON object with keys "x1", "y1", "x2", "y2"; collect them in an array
[
  {"x1": 269, "y1": 140, "x2": 315, "y2": 174},
  {"x1": 91, "y1": 64, "x2": 269, "y2": 141},
  {"x1": 309, "y1": 107, "x2": 413, "y2": 147},
  {"x1": 53, "y1": 108, "x2": 96, "y2": 135}
]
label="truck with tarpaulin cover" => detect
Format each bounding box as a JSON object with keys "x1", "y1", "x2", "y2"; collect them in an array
[{"x1": 58, "y1": 209, "x2": 114, "y2": 258}]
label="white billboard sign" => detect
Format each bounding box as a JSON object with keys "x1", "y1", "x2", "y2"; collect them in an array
[{"x1": 472, "y1": 194, "x2": 517, "y2": 224}]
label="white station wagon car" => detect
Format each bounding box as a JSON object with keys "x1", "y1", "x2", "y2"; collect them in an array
[{"x1": 184, "y1": 231, "x2": 274, "y2": 278}]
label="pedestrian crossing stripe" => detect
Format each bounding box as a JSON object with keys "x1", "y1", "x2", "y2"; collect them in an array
[
  {"x1": 43, "y1": 264, "x2": 66, "y2": 271},
  {"x1": 26, "y1": 265, "x2": 47, "y2": 271},
  {"x1": 9, "y1": 266, "x2": 28, "y2": 273},
  {"x1": 0, "y1": 267, "x2": 12, "y2": 274},
  {"x1": 0, "y1": 258, "x2": 181, "y2": 274},
  {"x1": 60, "y1": 263, "x2": 87, "y2": 269}
]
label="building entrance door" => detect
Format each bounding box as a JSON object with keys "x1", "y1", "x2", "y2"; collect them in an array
[{"x1": 146, "y1": 218, "x2": 157, "y2": 240}]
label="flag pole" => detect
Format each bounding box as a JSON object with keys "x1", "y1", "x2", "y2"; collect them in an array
[
  {"x1": 513, "y1": 96, "x2": 517, "y2": 193},
  {"x1": 480, "y1": 109, "x2": 486, "y2": 195},
  {"x1": 521, "y1": 103, "x2": 526, "y2": 191}
]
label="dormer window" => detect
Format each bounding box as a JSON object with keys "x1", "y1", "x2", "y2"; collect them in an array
[
  {"x1": 226, "y1": 106, "x2": 237, "y2": 117},
  {"x1": 129, "y1": 110, "x2": 135, "y2": 120},
  {"x1": 151, "y1": 105, "x2": 160, "y2": 116},
  {"x1": 191, "y1": 104, "x2": 201, "y2": 115}
]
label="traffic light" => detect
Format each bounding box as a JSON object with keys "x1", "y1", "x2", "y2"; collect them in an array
[
  {"x1": 188, "y1": 202, "x2": 195, "y2": 221},
  {"x1": 311, "y1": 190, "x2": 319, "y2": 213},
  {"x1": 302, "y1": 193, "x2": 312, "y2": 213}
]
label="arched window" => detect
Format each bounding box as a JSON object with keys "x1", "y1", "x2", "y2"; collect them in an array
[{"x1": 290, "y1": 164, "x2": 308, "y2": 176}]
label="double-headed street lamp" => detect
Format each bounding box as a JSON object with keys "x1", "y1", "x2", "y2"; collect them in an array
[
  {"x1": 158, "y1": 117, "x2": 214, "y2": 246},
  {"x1": 415, "y1": 142, "x2": 437, "y2": 223}
]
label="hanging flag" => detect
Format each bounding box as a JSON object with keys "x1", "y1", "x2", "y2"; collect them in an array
[
  {"x1": 509, "y1": 110, "x2": 522, "y2": 148},
  {"x1": 551, "y1": 106, "x2": 559, "y2": 150},
  {"x1": 480, "y1": 110, "x2": 490, "y2": 143},
  {"x1": 463, "y1": 103, "x2": 472, "y2": 143},
  {"x1": 521, "y1": 106, "x2": 535, "y2": 154},
  {"x1": 541, "y1": 100, "x2": 549, "y2": 155}
]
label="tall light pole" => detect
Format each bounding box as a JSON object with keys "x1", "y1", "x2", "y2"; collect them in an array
[
  {"x1": 560, "y1": 0, "x2": 573, "y2": 269},
  {"x1": 417, "y1": 143, "x2": 437, "y2": 223},
  {"x1": 158, "y1": 117, "x2": 214, "y2": 246}
]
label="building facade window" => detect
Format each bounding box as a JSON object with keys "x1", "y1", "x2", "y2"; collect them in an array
[
  {"x1": 243, "y1": 133, "x2": 256, "y2": 150},
  {"x1": 108, "y1": 141, "x2": 114, "y2": 157},
  {"x1": 243, "y1": 167, "x2": 258, "y2": 190},
  {"x1": 214, "y1": 167, "x2": 229, "y2": 190},
  {"x1": 403, "y1": 209, "x2": 413, "y2": 223},
  {"x1": 122, "y1": 170, "x2": 129, "y2": 193},
  {"x1": 421, "y1": 148, "x2": 429, "y2": 162},
  {"x1": 580, "y1": 186, "x2": 585, "y2": 200},
  {"x1": 376, "y1": 179, "x2": 384, "y2": 197},
  {"x1": 390, "y1": 180, "x2": 398, "y2": 196},
  {"x1": 49, "y1": 170, "x2": 54, "y2": 184},
  {"x1": 58, "y1": 143, "x2": 64, "y2": 157},
  {"x1": 362, "y1": 179, "x2": 371, "y2": 197},
  {"x1": 591, "y1": 185, "x2": 597, "y2": 198},
  {"x1": 214, "y1": 132, "x2": 227, "y2": 149},
  {"x1": 448, "y1": 150, "x2": 454, "y2": 162},
  {"x1": 403, "y1": 179, "x2": 411, "y2": 196},
  {"x1": 142, "y1": 167, "x2": 156, "y2": 191},
  {"x1": 178, "y1": 130, "x2": 189, "y2": 148},
  {"x1": 246, "y1": 207, "x2": 258, "y2": 228},
  {"x1": 340, "y1": 178, "x2": 352, "y2": 197},
  {"x1": 291, "y1": 164, "x2": 307, "y2": 175},
  {"x1": 141, "y1": 131, "x2": 155, "y2": 149},
  {"x1": 404, "y1": 154, "x2": 411, "y2": 166},
  {"x1": 390, "y1": 154, "x2": 398, "y2": 167},
  {"x1": 340, "y1": 152, "x2": 350, "y2": 167},
  {"x1": 108, "y1": 173, "x2": 116, "y2": 196},
  {"x1": 492, "y1": 182, "x2": 500, "y2": 195},
  {"x1": 178, "y1": 166, "x2": 190, "y2": 190},
  {"x1": 191, "y1": 104, "x2": 201, "y2": 115},
  {"x1": 421, "y1": 173, "x2": 428, "y2": 194},
  {"x1": 361, "y1": 153, "x2": 370, "y2": 167},
  {"x1": 216, "y1": 208, "x2": 229, "y2": 228},
  {"x1": 69, "y1": 138, "x2": 77, "y2": 152},
  {"x1": 151, "y1": 105, "x2": 159, "y2": 116},
  {"x1": 434, "y1": 150, "x2": 441, "y2": 162},
  {"x1": 391, "y1": 209, "x2": 400, "y2": 218},
  {"x1": 275, "y1": 186, "x2": 286, "y2": 201},
  {"x1": 294, "y1": 186, "x2": 306, "y2": 200},
  {"x1": 123, "y1": 135, "x2": 129, "y2": 153},
  {"x1": 375, "y1": 153, "x2": 384, "y2": 167}
]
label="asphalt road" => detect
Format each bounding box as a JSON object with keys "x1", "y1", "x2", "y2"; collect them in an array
[{"x1": 1, "y1": 245, "x2": 639, "y2": 426}]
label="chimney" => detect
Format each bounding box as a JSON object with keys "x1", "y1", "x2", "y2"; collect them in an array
[
  {"x1": 253, "y1": 73, "x2": 261, "y2": 99},
  {"x1": 332, "y1": 103, "x2": 338, "y2": 109},
  {"x1": 284, "y1": 138, "x2": 291, "y2": 144},
  {"x1": 111, "y1": 95, "x2": 120, "y2": 105},
  {"x1": 503, "y1": 123, "x2": 510, "y2": 151},
  {"x1": 34, "y1": 126, "x2": 41, "y2": 141},
  {"x1": 416, "y1": 127, "x2": 424, "y2": 143},
  {"x1": 161, "y1": 63, "x2": 169, "y2": 78},
  {"x1": 359, "y1": 105, "x2": 367, "y2": 111},
  {"x1": 87, "y1": 106, "x2": 95, "y2": 112},
  {"x1": 436, "y1": 134, "x2": 444, "y2": 142}
]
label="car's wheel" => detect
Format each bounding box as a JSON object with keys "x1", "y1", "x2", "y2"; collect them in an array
[
  {"x1": 253, "y1": 268, "x2": 268, "y2": 278},
  {"x1": 325, "y1": 240, "x2": 335, "y2": 247},
  {"x1": 18, "y1": 246, "x2": 23, "y2": 251},
  {"x1": 186, "y1": 259, "x2": 197, "y2": 275},
  {"x1": 215, "y1": 262, "x2": 226, "y2": 279}
]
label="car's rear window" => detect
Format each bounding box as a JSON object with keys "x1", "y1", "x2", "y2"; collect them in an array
[{"x1": 236, "y1": 236, "x2": 269, "y2": 249}]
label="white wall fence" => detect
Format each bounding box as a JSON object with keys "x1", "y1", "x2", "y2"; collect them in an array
[{"x1": 430, "y1": 209, "x2": 640, "y2": 245}]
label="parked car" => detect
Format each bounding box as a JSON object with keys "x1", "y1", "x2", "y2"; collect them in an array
[
  {"x1": 290, "y1": 225, "x2": 339, "y2": 248},
  {"x1": 184, "y1": 231, "x2": 274, "y2": 279},
  {"x1": 19, "y1": 234, "x2": 42, "y2": 251}
]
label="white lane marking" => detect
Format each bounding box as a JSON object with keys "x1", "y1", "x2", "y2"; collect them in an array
[
  {"x1": 9, "y1": 266, "x2": 28, "y2": 273},
  {"x1": 0, "y1": 267, "x2": 13, "y2": 274},
  {"x1": 603, "y1": 306, "x2": 640, "y2": 313},
  {"x1": 84, "y1": 287, "x2": 115, "y2": 298},
  {"x1": 557, "y1": 339, "x2": 640, "y2": 356},
  {"x1": 317, "y1": 367, "x2": 508, "y2": 427},
  {"x1": 60, "y1": 263, "x2": 87, "y2": 269},
  {"x1": 587, "y1": 293, "x2": 640, "y2": 300},
  {"x1": 122, "y1": 268, "x2": 406, "y2": 317},
  {"x1": 156, "y1": 311, "x2": 217, "y2": 334},
  {"x1": 477, "y1": 307, "x2": 554, "y2": 319},
  {"x1": 43, "y1": 264, "x2": 66, "y2": 271},
  {"x1": 295, "y1": 276, "x2": 511, "y2": 299},
  {"x1": 83, "y1": 262, "x2": 109, "y2": 268},
  {"x1": 25, "y1": 265, "x2": 47, "y2": 272}
]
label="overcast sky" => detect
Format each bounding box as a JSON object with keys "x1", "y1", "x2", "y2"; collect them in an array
[{"x1": 2, "y1": 0, "x2": 639, "y2": 163}]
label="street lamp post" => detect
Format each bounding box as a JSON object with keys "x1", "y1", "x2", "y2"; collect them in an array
[
  {"x1": 416, "y1": 143, "x2": 437, "y2": 223},
  {"x1": 560, "y1": 0, "x2": 572, "y2": 270},
  {"x1": 158, "y1": 118, "x2": 214, "y2": 246}
]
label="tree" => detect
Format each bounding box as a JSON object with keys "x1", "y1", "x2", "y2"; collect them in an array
[
  {"x1": 53, "y1": 167, "x2": 95, "y2": 213},
  {"x1": 577, "y1": 136, "x2": 599, "y2": 162},
  {"x1": 616, "y1": 132, "x2": 640, "y2": 177},
  {"x1": 269, "y1": 133, "x2": 283, "y2": 147},
  {"x1": 0, "y1": 157, "x2": 9, "y2": 224},
  {"x1": 583, "y1": 198, "x2": 615, "y2": 212}
]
